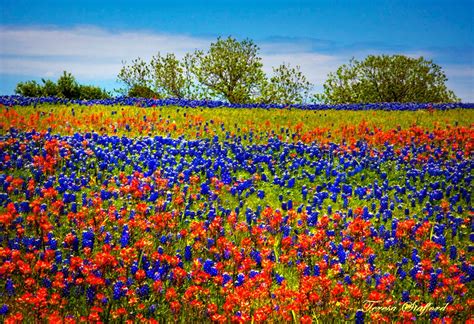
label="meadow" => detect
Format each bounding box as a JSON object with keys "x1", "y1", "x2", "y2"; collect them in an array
[{"x1": 0, "y1": 101, "x2": 473, "y2": 323}]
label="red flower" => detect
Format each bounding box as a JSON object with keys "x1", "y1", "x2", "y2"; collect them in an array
[{"x1": 135, "y1": 269, "x2": 146, "y2": 281}]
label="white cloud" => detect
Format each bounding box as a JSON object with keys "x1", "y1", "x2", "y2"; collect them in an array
[
  {"x1": 0, "y1": 26, "x2": 472, "y2": 100},
  {"x1": 0, "y1": 26, "x2": 211, "y2": 80},
  {"x1": 444, "y1": 66, "x2": 474, "y2": 78},
  {"x1": 0, "y1": 26, "x2": 210, "y2": 59},
  {"x1": 0, "y1": 26, "x2": 345, "y2": 86},
  {"x1": 260, "y1": 53, "x2": 343, "y2": 85}
]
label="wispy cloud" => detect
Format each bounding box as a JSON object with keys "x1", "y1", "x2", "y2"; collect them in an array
[
  {"x1": 0, "y1": 26, "x2": 345, "y2": 85},
  {"x1": 0, "y1": 26, "x2": 472, "y2": 100},
  {"x1": 0, "y1": 26, "x2": 211, "y2": 79}
]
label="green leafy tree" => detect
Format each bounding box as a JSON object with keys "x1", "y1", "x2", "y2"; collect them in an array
[
  {"x1": 15, "y1": 72, "x2": 111, "y2": 99},
  {"x1": 181, "y1": 53, "x2": 213, "y2": 100},
  {"x1": 320, "y1": 55, "x2": 459, "y2": 103},
  {"x1": 127, "y1": 84, "x2": 158, "y2": 98},
  {"x1": 57, "y1": 71, "x2": 80, "y2": 99},
  {"x1": 150, "y1": 53, "x2": 193, "y2": 98},
  {"x1": 117, "y1": 58, "x2": 153, "y2": 96},
  {"x1": 78, "y1": 85, "x2": 111, "y2": 100},
  {"x1": 15, "y1": 80, "x2": 43, "y2": 97},
  {"x1": 259, "y1": 63, "x2": 312, "y2": 105},
  {"x1": 41, "y1": 79, "x2": 59, "y2": 97},
  {"x1": 192, "y1": 37, "x2": 265, "y2": 103}
]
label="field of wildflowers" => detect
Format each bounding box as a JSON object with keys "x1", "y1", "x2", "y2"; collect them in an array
[{"x1": 0, "y1": 97, "x2": 473, "y2": 323}]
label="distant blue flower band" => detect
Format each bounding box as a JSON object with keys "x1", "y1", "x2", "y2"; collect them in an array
[{"x1": 1, "y1": 95, "x2": 473, "y2": 110}]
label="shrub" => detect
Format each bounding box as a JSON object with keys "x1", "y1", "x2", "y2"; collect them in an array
[
  {"x1": 127, "y1": 84, "x2": 158, "y2": 98},
  {"x1": 14, "y1": 80, "x2": 43, "y2": 97}
]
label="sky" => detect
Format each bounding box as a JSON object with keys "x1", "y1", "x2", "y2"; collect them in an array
[{"x1": 1, "y1": 0, "x2": 473, "y2": 101}]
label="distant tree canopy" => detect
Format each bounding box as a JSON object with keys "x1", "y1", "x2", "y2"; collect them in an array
[
  {"x1": 15, "y1": 71, "x2": 111, "y2": 100},
  {"x1": 258, "y1": 63, "x2": 311, "y2": 105},
  {"x1": 117, "y1": 37, "x2": 312, "y2": 104},
  {"x1": 14, "y1": 40, "x2": 459, "y2": 104},
  {"x1": 119, "y1": 43, "x2": 458, "y2": 104},
  {"x1": 318, "y1": 55, "x2": 459, "y2": 104},
  {"x1": 192, "y1": 37, "x2": 265, "y2": 103}
]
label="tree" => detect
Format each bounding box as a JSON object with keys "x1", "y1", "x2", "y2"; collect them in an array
[
  {"x1": 41, "y1": 79, "x2": 59, "y2": 97},
  {"x1": 15, "y1": 72, "x2": 111, "y2": 99},
  {"x1": 192, "y1": 37, "x2": 265, "y2": 103},
  {"x1": 320, "y1": 55, "x2": 459, "y2": 103},
  {"x1": 127, "y1": 84, "x2": 158, "y2": 98},
  {"x1": 259, "y1": 63, "x2": 312, "y2": 105},
  {"x1": 78, "y1": 85, "x2": 111, "y2": 100},
  {"x1": 15, "y1": 80, "x2": 43, "y2": 97},
  {"x1": 57, "y1": 71, "x2": 80, "y2": 99},
  {"x1": 117, "y1": 58, "x2": 154, "y2": 96},
  {"x1": 150, "y1": 52, "x2": 193, "y2": 98}
]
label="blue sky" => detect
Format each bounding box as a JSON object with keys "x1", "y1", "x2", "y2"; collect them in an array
[{"x1": 1, "y1": 0, "x2": 473, "y2": 100}]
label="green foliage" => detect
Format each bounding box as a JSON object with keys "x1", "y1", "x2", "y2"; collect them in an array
[
  {"x1": 57, "y1": 71, "x2": 80, "y2": 99},
  {"x1": 259, "y1": 63, "x2": 312, "y2": 105},
  {"x1": 117, "y1": 58, "x2": 152, "y2": 94},
  {"x1": 321, "y1": 55, "x2": 459, "y2": 104},
  {"x1": 116, "y1": 37, "x2": 315, "y2": 103},
  {"x1": 150, "y1": 53, "x2": 193, "y2": 98},
  {"x1": 15, "y1": 71, "x2": 111, "y2": 99},
  {"x1": 41, "y1": 79, "x2": 59, "y2": 97},
  {"x1": 127, "y1": 84, "x2": 158, "y2": 98},
  {"x1": 192, "y1": 37, "x2": 266, "y2": 103},
  {"x1": 14, "y1": 80, "x2": 43, "y2": 97},
  {"x1": 78, "y1": 85, "x2": 111, "y2": 100}
]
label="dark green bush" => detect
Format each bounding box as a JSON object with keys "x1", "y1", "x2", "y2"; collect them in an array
[
  {"x1": 56, "y1": 71, "x2": 80, "y2": 99},
  {"x1": 41, "y1": 79, "x2": 59, "y2": 97},
  {"x1": 127, "y1": 84, "x2": 158, "y2": 98},
  {"x1": 14, "y1": 71, "x2": 111, "y2": 100},
  {"x1": 15, "y1": 80, "x2": 43, "y2": 97},
  {"x1": 78, "y1": 85, "x2": 111, "y2": 100}
]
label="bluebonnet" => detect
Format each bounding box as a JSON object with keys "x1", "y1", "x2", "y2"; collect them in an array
[
  {"x1": 81, "y1": 229, "x2": 94, "y2": 250},
  {"x1": 249, "y1": 270, "x2": 259, "y2": 279},
  {"x1": 275, "y1": 273, "x2": 285, "y2": 285},
  {"x1": 113, "y1": 281, "x2": 125, "y2": 300},
  {"x1": 402, "y1": 290, "x2": 410, "y2": 302},
  {"x1": 449, "y1": 245, "x2": 457, "y2": 260},
  {"x1": 120, "y1": 225, "x2": 130, "y2": 247},
  {"x1": 313, "y1": 265, "x2": 320, "y2": 276},
  {"x1": 6, "y1": 279, "x2": 14, "y2": 296},
  {"x1": 235, "y1": 273, "x2": 245, "y2": 286},
  {"x1": 2, "y1": 95, "x2": 473, "y2": 111},
  {"x1": 86, "y1": 286, "x2": 96, "y2": 305},
  {"x1": 222, "y1": 273, "x2": 232, "y2": 286},
  {"x1": 430, "y1": 311, "x2": 440, "y2": 320},
  {"x1": 0, "y1": 304, "x2": 8, "y2": 315},
  {"x1": 137, "y1": 284, "x2": 150, "y2": 299},
  {"x1": 355, "y1": 310, "x2": 364, "y2": 324},
  {"x1": 184, "y1": 245, "x2": 192, "y2": 261}
]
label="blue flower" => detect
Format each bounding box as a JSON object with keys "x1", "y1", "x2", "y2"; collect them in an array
[
  {"x1": 275, "y1": 273, "x2": 285, "y2": 285},
  {"x1": 355, "y1": 310, "x2": 364, "y2": 324},
  {"x1": 449, "y1": 245, "x2": 457, "y2": 260},
  {"x1": 235, "y1": 273, "x2": 245, "y2": 287},
  {"x1": 113, "y1": 281, "x2": 125, "y2": 300},
  {"x1": 0, "y1": 304, "x2": 8, "y2": 315},
  {"x1": 184, "y1": 245, "x2": 192, "y2": 261},
  {"x1": 222, "y1": 273, "x2": 232, "y2": 286},
  {"x1": 81, "y1": 229, "x2": 95, "y2": 251},
  {"x1": 137, "y1": 284, "x2": 150, "y2": 299},
  {"x1": 120, "y1": 225, "x2": 130, "y2": 247},
  {"x1": 6, "y1": 279, "x2": 14, "y2": 296},
  {"x1": 402, "y1": 290, "x2": 410, "y2": 302},
  {"x1": 86, "y1": 286, "x2": 96, "y2": 305}
]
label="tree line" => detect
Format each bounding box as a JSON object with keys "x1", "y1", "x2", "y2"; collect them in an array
[
  {"x1": 15, "y1": 71, "x2": 111, "y2": 100},
  {"x1": 15, "y1": 37, "x2": 459, "y2": 104}
]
